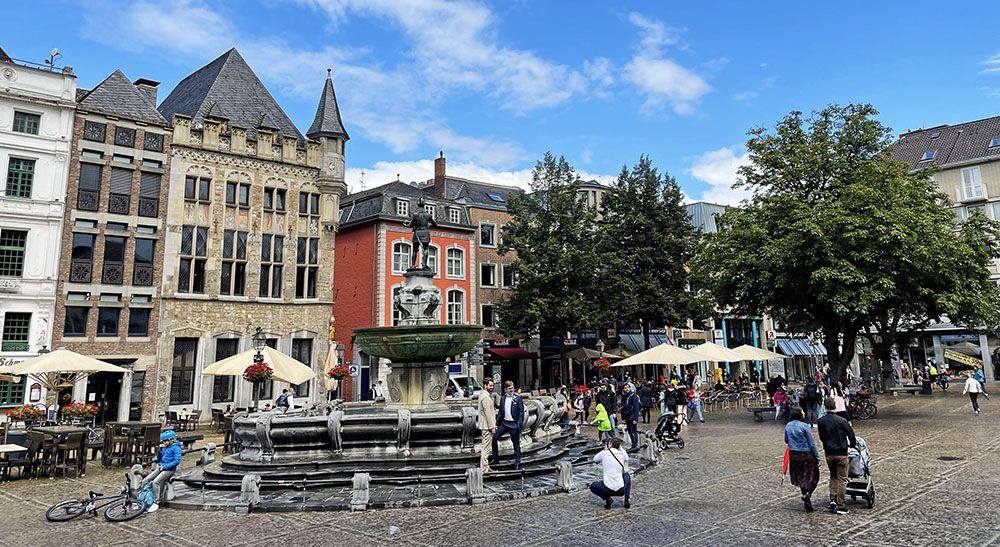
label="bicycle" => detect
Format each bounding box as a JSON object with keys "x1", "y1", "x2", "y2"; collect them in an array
[{"x1": 46, "y1": 473, "x2": 148, "y2": 522}]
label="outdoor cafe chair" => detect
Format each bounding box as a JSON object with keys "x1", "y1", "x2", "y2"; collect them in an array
[
  {"x1": 4, "y1": 437, "x2": 41, "y2": 480},
  {"x1": 54, "y1": 431, "x2": 86, "y2": 478}
]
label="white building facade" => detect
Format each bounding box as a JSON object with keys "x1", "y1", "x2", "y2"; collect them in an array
[{"x1": 0, "y1": 51, "x2": 77, "y2": 410}]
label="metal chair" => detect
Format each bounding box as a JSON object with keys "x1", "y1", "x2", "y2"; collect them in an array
[
  {"x1": 54, "y1": 432, "x2": 86, "y2": 478},
  {"x1": 5, "y1": 437, "x2": 41, "y2": 480}
]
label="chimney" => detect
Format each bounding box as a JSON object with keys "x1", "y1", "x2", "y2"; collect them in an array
[
  {"x1": 133, "y1": 78, "x2": 160, "y2": 106},
  {"x1": 434, "y1": 151, "x2": 446, "y2": 198}
]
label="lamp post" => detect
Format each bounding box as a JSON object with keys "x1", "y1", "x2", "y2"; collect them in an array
[{"x1": 251, "y1": 326, "x2": 266, "y2": 410}]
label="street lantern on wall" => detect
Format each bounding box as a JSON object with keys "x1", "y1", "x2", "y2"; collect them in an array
[{"x1": 252, "y1": 326, "x2": 265, "y2": 363}]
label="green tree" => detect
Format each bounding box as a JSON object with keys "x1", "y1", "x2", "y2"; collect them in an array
[
  {"x1": 692, "y1": 104, "x2": 1000, "y2": 383},
  {"x1": 497, "y1": 153, "x2": 600, "y2": 351},
  {"x1": 597, "y1": 156, "x2": 702, "y2": 350}
]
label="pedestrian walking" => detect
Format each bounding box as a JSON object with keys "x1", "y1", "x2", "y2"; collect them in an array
[
  {"x1": 688, "y1": 386, "x2": 704, "y2": 423},
  {"x1": 801, "y1": 379, "x2": 821, "y2": 426},
  {"x1": 592, "y1": 403, "x2": 614, "y2": 442},
  {"x1": 784, "y1": 408, "x2": 820, "y2": 512},
  {"x1": 582, "y1": 389, "x2": 592, "y2": 422},
  {"x1": 817, "y1": 397, "x2": 857, "y2": 515},
  {"x1": 621, "y1": 383, "x2": 640, "y2": 450},
  {"x1": 491, "y1": 380, "x2": 525, "y2": 470},
  {"x1": 638, "y1": 382, "x2": 653, "y2": 424},
  {"x1": 831, "y1": 384, "x2": 848, "y2": 420},
  {"x1": 963, "y1": 372, "x2": 984, "y2": 414},
  {"x1": 477, "y1": 379, "x2": 497, "y2": 474},
  {"x1": 588, "y1": 437, "x2": 632, "y2": 509}
]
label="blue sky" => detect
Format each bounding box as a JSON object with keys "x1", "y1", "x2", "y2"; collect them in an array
[{"x1": 6, "y1": 1, "x2": 1000, "y2": 203}]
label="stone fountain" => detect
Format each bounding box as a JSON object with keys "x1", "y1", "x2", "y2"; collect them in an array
[{"x1": 170, "y1": 205, "x2": 657, "y2": 511}]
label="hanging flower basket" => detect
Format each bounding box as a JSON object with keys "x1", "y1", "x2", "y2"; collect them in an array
[
  {"x1": 591, "y1": 357, "x2": 612, "y2": 372},
  {"x1": 243, "y1": 362, "x2": 274, "y2": 382},
  {"x1": 6, "y1": 404, "x2": 44, "y2": 420},
  {"x1": 61, "y1": 402, "x2": 99, "y2": 416},
  {"x1": 326, "y1": 364, "x2": 351, "y2": 379}
]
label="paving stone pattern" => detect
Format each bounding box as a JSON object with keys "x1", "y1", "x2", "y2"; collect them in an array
[{"x1": 2, "y1": 391, "x2": 998, "y2": 546}]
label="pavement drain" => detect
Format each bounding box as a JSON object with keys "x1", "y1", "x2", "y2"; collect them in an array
[{"x1": 936, "y1": 456, "x2": 965, "y2": 461}]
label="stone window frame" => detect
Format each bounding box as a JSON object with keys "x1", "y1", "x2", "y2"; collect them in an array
[
  {"x1": 501, "y1": 263, "x2": 518, "y2": 289},
  {"x1": 12, "y1": 110, "x2": 40, "y2": 135},
  {"x1": 5, "y1": 156, "x2": 36, "y2": 199},
  {"x1": 390, "y1": 283, "x2": 405, "y2": 326},
  {"x1": 480, "y1": 303, "x2": 496, "y2": 329},
  {"x1": 290, "y1": 337, "x2": 314, "y2": 397},
  {"x1": 391, "y1": 239, "x2": 411, "y2": 275},
  {"x1": 96, "y1": 307, "x2": 120, "y2": 337},
  {"x1": 425, "y1": 243, "x2": 440, "y2": 278},
  {"x1": 127, "y1": 307, "x2": 151, "y2": 337},
  {"x1": 263, "y1": 186, "x2": 287, "y2": 212},
  {"x1": 448, "y1": 207, "x2": 461, "y2": 224},
  {"x1": 114, "y1": 126, "x2": 136, "y2": 148},
  {"x1": 445, "y1": 245, "x2": 465, "y2": 279},
  {"x1": 479, "y1": 222, "x2": 497, "y2": 248},
  {"x1": 479, "y1": 262, "x2": 498, "y2": 288},
  {"x1": 212, "y1": 336, "x2": 240, "y2": 403},
  {"x1": 395, "y1": 198, "x2": 409, "y2": 218},
  {"x1": 178, "y1": 225, "x2": 208, "y2": 294},
  {"x1": 295, "y1": 236, "x2": 319, "y2": 299},
  {"x1": 446, "y1": 287, "x2": 466, "y2": 325},
  {"x1": 220, "y1": 229, "x2": 249, "y2": 296},
  {"x1": 0, "y1": 229, "x2": 28, "y2": 278},
  {"x1": 63, "y1": 306, "x2": 90, "y2": 337},
  {"x1": 83, "y1": 120, "x2": 106, "y2": 143},
  {"x1": 259, "y1": 233, "x2": 284, "y2": 299},
  {"x1": 1, "y1": 311, "x2": 31, "y2": 352}
]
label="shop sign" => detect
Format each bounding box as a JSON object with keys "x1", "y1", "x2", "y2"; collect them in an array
[
  {"x1": 0, "y1": 357, "x2": 24, "y2": 368},
  {"x1": 0, "y1": 279, "x2": 21, "y2": 292},
  {"x1": 941, "y1": 334, "x2": 979, "y2": 342},
  {"x1": 484, "y1": 339, "x2": 520, "y2": 348}
]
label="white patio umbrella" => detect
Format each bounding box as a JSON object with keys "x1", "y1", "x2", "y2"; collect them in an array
[
  {"x1": 611, "y1": 343, "x2": 702, "y2": 367},
  {"x1": 686, "y1": 341, "x2": 745, "y2": 362},
  {"x1": 732, "y1": 345, "x2": 790, "y2": 361},
  {"x1": 8, "y1": 349, "x2": 129, "y2": 407},
  {"x1": 202, "y1": 346, "x2": 314, "y2": 385}
]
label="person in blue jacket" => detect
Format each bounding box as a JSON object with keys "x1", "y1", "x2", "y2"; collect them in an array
[
  {"x1": 491, "y1": 380, "x2": 525, "y2": 469},
  {"x1": 784, "y1": 408, "x2": 820, "y2": 512},
  {"x1": 141, "y1": 429, "x2": 182, "y2": 512},
  {"x1": 620, "y1": 383, "x2": 641, "y2": 450}
]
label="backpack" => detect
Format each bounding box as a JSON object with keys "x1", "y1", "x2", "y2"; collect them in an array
[
  {"x1": 804, "y1": 383, "x2": 818, "y2": 401},
  {"x1": 276, "y1": 394, "x2": 288, "y2": 407}
]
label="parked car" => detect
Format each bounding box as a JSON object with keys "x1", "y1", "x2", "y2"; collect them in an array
[{"x1": 447, "y1": 376, "x2": 484, "y2": 399}]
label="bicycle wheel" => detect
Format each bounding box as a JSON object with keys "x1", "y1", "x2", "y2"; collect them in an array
[
  {"x1": 863, "y1": 402, "x2": 877, "y2": 419},
  {"x1": 104, "y1": 497, "x2": 148, "y2": 522},
  {"x1": 46, "y1": 499, "x2": 88, "y2": 522}
]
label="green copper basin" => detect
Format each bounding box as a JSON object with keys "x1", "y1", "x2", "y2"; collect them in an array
[{"x1": 353, "y1": 324, "x2": 483, "y2": 363}]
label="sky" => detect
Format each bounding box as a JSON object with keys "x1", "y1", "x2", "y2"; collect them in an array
[{"x1": 6, "y1": 1, "x2": 1000, "y2": 204}]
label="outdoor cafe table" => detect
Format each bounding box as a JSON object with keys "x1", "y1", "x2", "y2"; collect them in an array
[
  {"x1": 33, "y1": 426, "x2": 89, "y2": 477},
  {"x1": 0, "y1": 443, "x2": 27, "y2": 454}
]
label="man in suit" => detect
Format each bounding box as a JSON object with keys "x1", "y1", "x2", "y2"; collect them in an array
[
  {"x1": 477, "y1": 378, "x2": 497, "y2": 474},
  {"x1": 491, "y1": 380, "x2": 525, "y2": 470}
]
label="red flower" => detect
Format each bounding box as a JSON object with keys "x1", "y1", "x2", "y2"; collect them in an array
[
  {"x1": 243, "y1": 362, "x2": 274, "y2": 382},
  {"x1": 592, "y1": 357, "x2": 612, "y2": 371},
  {"x1": 6, "y1": 404, "x2": 44, "y2": 420},
  {"x1": 326, "y1": 364, "x2": 351, "y2": 379}
]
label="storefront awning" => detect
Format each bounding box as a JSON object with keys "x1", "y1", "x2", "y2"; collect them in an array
[
  {"x1": 776, "y1": 339, "x2": 827, "y2": 357},
  {"x1": 486, "y1": 347, "x2": 535, "y2": 360},
  {"x1": 620, "y1": 334, "x2": 671, "y2": 353}
]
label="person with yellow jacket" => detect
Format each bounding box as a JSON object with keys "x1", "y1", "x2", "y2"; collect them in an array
[{"x1": 592, "y1": 403, "x2": 614, "y2": 442}]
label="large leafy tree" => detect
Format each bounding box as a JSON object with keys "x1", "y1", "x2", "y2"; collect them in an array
[
  {"x1": 692, "y1": 104, "x2": 1000, "y2": 383},
  {"x1": 497, "y1": 153, "x2": 600, "y2": 345},
  {"x1": 597, "y1": 156, "x2": 703, "y2": 349}
]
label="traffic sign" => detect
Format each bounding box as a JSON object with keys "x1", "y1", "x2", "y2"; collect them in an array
[{"x1": 348, "y1": 365, "x2": 359, "y2": 376}]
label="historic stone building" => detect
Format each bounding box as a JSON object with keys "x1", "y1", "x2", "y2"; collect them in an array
[
  {"x1": 155, "y1": 49, "x2": 347, "y2": 417},
  {"x1": 50, "y1": 69, "x2": 172, "y2": 422},
  {"x1": 0, "y1": 48, "x2": 76, "y2": 412}
]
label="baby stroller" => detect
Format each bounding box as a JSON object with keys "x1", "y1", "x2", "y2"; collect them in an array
[
  {"x1": 845, "y1": 436, "x2": 876, "y2": 508},
  {"x1": 654, "y1": 411, "x2": 685, "y2": 449}
]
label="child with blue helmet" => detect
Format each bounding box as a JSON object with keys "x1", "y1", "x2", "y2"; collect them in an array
[{"x1": 141, "y1": 429, "x2": 182, "y2": 512}]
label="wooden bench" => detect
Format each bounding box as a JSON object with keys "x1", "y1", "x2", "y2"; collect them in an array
[
  {"x1": 888, "y1": 386, "x2": 922, "y2": 396},
  {"x1": 176, "y1": 433, "x2": 204, "y2": 450},
  {"x1": 747, "y1": 406, "x2": 776, "y2": 421}
]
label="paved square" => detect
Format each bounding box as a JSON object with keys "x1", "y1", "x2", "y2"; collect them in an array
[{"x1": 2, "y1": 391, "x2": 997, "y2": 547}]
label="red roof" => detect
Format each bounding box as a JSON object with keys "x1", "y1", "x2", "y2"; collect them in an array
[{"x1": 486, "y1": 347, "x2": 535, "y2": 360}]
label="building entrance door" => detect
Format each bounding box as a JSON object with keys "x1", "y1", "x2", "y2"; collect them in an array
[{"x1": 86, "y1": 371, "x2": 122, "y2": 425}]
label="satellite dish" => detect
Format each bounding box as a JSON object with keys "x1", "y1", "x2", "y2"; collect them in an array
[{"x1": 50, "y1": 48, "x2": 59, "y2": 57}]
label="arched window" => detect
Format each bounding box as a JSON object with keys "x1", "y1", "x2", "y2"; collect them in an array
[
  {"x1": 446, "y1": 247, "x2": 464, "y2": 278},
  {"x1": 391, "y1": 286, "x2": 403, "y2": 326},
  {"x1": 425, "y1": 245, "x2": 439, "y2": 276},
  {"x1": 392, "y1": 241, "x2": 411, "y2": 274},
  {"x1": 447, "y1": 290, "x2": 464, "y2": 325}
]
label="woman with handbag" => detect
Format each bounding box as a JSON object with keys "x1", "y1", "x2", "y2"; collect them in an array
[{"x1": 588, "y1": 437, "x2": 632, "y2": 509}]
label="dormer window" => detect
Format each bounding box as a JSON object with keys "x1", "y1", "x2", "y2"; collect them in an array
[
  {"x1": 396, "y1": 199, "x2": 409, "y2": 217},
  {"x1": 920, "y1": 150, "x2": 937, "y2": 162},
  {"x1": 424, "y1": 203, "x2": 436, "y2": 220},
  {"x1": 990, "y1": 137, "x2": 1000, "y2": 149},
  {"x1": 448, "y1": 207, "x2": 461, "y2": 224},
  {"x1": 930, "y1": 131, "x2": 940, "y2": 139}
]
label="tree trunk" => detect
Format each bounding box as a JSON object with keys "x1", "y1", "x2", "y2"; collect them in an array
[{"x1": 823, "y1": 327, "x2": 857, "y2": 385}]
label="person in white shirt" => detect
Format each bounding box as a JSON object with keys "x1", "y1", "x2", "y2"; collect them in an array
[
  {"x1": 286, "y1": 389, "x2": 296, "y2": 412},
  {"x1": 963, "y1": 372, "x2": 984, "y2": 414},
  {"x1": 588, "y1": 437, "x2": 632, "y2": 509}
]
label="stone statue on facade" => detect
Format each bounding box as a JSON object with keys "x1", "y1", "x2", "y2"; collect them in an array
[{"x1": 403, "y1": 197, "x2": 437, "y2": 271}]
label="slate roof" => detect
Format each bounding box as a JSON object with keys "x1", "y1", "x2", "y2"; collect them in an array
[
  {"x1": 0, "y1": 48, "x2": 11, "y2": 63},
  {"x1": 892, "y1": 115, "x2": 1000, "y2": 169},
  {"x1": 75, "y1": 88, "x2": 89, "y2": 102},
  {"x1": 339, "y1": 181, "x2": 472, "y2": 229},
  {"x1": 435, "y1": 177, "x2": 522, "y2": 209},
  {"x1": 306, "y1": 71, "x2": 349, "y2": 141},
  {"x1": 77, "y1": 70, "x2": 167, "y2": 125},
  {"x1": 158, "y1": 48, "x2": 304, "y2": 142}
]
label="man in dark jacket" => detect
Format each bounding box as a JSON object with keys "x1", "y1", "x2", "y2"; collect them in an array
[
  {"x1": 637, "y1": 383, "x2": 654, "y2": 424},
  {"x1": 620, "y1": 383, "x2": 641, "y2": 450},
  {"x1": 817, "y1": 397, "x2": 857, "y2": 515},
  {"x1": 492, "y1": 380, "x2": 525, "y2": 469},
  {"x1": 596, "y1": 381, "x2": 618, "y2": 432}
]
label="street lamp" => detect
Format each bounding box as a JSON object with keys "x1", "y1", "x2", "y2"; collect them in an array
[
  {"x1": 335, "y1": 343, "x2": 345, "y2": 365},
  {"x1": 251, "y1": 327, "x2": 266, "y2": 409}
]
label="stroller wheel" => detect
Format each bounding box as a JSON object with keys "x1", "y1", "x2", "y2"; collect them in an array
[
  {"x1": 867, "y1": 488, "x2": 875, "y2": 508},
  {"x1": 677, "y1": 438, "x2": 685, "y2": 449},
  {"x1": 657, "y1": 437, "x2": 669, "y2": 451}
]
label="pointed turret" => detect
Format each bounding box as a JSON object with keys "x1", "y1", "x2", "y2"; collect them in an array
[{"x1": 307, "y1": 69, "x2": 349, "y2": 141}]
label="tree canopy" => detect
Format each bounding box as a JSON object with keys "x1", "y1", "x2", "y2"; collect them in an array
[{"x1": 692, "y1": 104, "x2": 1000, "y2": 383}]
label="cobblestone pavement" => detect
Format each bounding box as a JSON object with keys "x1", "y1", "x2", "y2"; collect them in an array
[{"x1": 2, "y1": 390, "x2": 997, "y2": 547}]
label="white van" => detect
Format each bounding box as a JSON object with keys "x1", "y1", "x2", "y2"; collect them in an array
[{"x1": 447, "y1": 376, "x2": 484, "y2": 399}]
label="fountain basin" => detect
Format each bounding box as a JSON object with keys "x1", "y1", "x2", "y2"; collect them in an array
[{"x1": 353, "y1": 324, "x2": 483, "y2": 363}]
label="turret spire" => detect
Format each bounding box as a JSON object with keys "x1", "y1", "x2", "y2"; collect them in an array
[{"x1": 307, "y1": 70, "x2": 349, "y2": 141}]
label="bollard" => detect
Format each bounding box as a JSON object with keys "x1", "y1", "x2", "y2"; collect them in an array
[
  {"x1": 556, "y1": 461, "x2": 575, "y2": 492},
  {"x1": 351, "y1": 472, "x2": 371, "y2": 511},
  {"x1": 466, "y1": 467, "x2": 485, "y2": 504},
  {"x1": 642, "y1": 437, "x2": 658, "y2": 464},
  {"x1": 127, "y1": 464, "x2": 144, "y2": 491},
  {"x1": 197, "y1": 443, "x2": 217, "y2": 466},
  {"x1": 240, "y1": 474, "x2": 261, "y2": 505}
]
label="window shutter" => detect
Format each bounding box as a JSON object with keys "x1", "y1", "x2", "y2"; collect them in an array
[
  {"x1": 80, "y1": 164, "x2": 102, "y2": 190},
  {"x1": 110, "y1": 168, "x2": 133, "y2": 195},
  {"x1": 139, "y1": 172, "x2": 161, "y2": 197}
]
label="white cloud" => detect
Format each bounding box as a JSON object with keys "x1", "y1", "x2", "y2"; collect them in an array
[
  {"x1": 345, "y1": 158, "x2": 616, "y2": 194},
  {"x1": 623, "y1": 12, "x2": 710, "y2": 115},
  {"x1": 732, "y1": 77, "x2": 776, "y2": 104},
  {"x1": 686, "y1": 146, "x2": 752, "y2": 206},
  {"x1": 584, "y1": 57, "x2": 614, "y2": 87},
  {"x1": 981, "y1": 53, "x2": 1000, "y2": 74}
]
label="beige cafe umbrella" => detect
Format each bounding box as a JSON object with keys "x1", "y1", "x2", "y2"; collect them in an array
[
  {"x1": 8, "y1": 349, "x2": 129, "y2": 408},
  {"x1": 686, "y1": 341, "x2": 746, "y2": 362},
  {"x1": 612, "y1": 343, "x2": 702, "y2": 367},
  {"x1": 731, "y1": 344, "x2": 790, "y2": 361},
  {"x1": 202, "y1": 346, "x2": 315, "y2": 385}
]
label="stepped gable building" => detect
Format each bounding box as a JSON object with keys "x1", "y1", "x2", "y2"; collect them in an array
[
  {"x1": 333, "y1": 174, "x2": 476, "y2": 392},
  {"x1": 156, "y1": 49, "x2": 348, "y2": 416},
  {"x1": 891, "y1": 115, "x2": 1000, "y2": 382},
  {"x1": 0, "y1": 48, "x2": 76, "y2": 411},
  {"x1": 50, "y1": 69, "x2": 171, "y2": 421}
]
